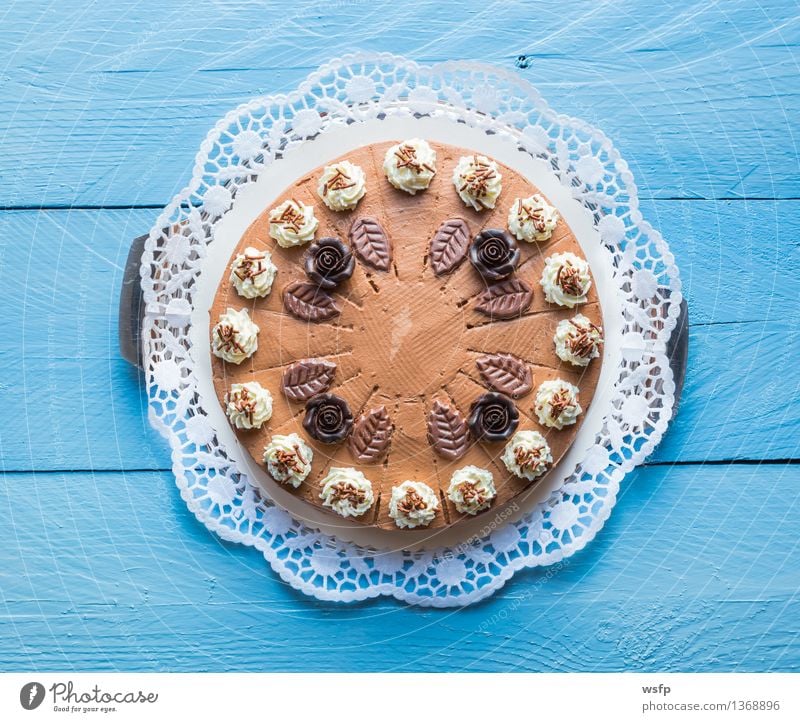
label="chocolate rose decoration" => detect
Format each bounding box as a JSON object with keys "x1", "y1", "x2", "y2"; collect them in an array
[
  {"x1": 469, "y1": 229, "x2": 520, "y2": 281},
  {"x1": 304, "y1": 237, "x2": 355, "y2": 289},
  {"x1": 468, "y1": 392, "x2": 519, "y2": 442},
  {"x1": 303, "y1": 393, "x2": 353, "y2": 443}
]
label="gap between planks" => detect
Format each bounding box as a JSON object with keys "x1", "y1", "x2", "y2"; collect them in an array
[
  {"x1": 7, "y1": 458, "x2": 800, "y2": 475},
  {"x1": 2, "y1": 198, "x2": 800, "y2": 212}
]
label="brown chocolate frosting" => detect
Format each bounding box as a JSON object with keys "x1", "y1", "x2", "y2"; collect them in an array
[{"x1": 210, "y1": 141, "x2": 603, "y2": 531}]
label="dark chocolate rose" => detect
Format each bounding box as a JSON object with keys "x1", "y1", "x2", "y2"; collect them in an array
[
  {"x1": 468, "y1": 392, "x2": 519, "y2": 442},
  {"x1": 469, "y1": 229, "x2": 520, "y2": 281},
  {"x1": 303, "y1": 393, "x2": 353, "y2": 443},
  {"x1": 304, "y1": 237, "x2": 355, "y2": 289}
]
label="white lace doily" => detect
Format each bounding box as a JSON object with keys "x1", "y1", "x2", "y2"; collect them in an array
[{"x1": 140, "y1": 54, "x2": 681, "y2": 607}]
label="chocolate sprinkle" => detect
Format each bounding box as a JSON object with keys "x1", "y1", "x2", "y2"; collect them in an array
[
  {"x1": 514, "y1": 445, "x2": 548, "y2": 474},
  {"x1": 328, "y1": 481, "x2": 367, "y2": 507},
  {"x1": 557, "y1": 262, "x2": 585, "y2": 297},
  {"x1": 397, "y1": 488, "x2": 429, "y2": 515}
]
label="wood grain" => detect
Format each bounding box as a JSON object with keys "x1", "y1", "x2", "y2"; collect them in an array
[
  {"x1": 0, "y1": 2, "x2": 797, "y2": 205},
  {"x1": 1, "y1": 464, "x2": 797, "y2": 671}
]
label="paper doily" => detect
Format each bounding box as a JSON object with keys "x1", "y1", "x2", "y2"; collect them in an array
[{"x1": 140, "y1": 54, "x2": 681, "y2": 607}]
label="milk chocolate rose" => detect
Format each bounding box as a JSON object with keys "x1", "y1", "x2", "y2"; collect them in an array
[
  {"x1": 469, "y1": 229, "x2": 519, "y2": 281},
  {"x1": 303, "y1": 393, "x2": 353, "y2": 443},
  {"x1": 468, "y1": 392, "x2": 519, "y2": 442},
  {"x1": 304, "y1": 237, "x2": 355, "y2": 289}
]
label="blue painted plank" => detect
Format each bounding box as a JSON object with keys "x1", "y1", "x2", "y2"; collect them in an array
[
  {"x1": 0, "y1": 0, "x2": 798, "y2": 205},
  {"x1": 1, "y1": 201, "x2": 798, "y2": 470},
  {"x1": 652, "y1": 323, "x2": 800, "y2": 462},
  {"x1": 1, "y1": 464, "x2": 798, "y2": 671},
  {"x1": 637, "y1": 198, "x2": 800, "y2": 327},
  {"x1": 0, "y1": 208, "x2": 171, "y2": 471},
  {"x1": 1, "y1": 0, "x2": 798, "y2": 677}
]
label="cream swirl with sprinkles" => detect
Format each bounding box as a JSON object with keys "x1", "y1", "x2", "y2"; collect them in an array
[
  {"x1": 541, "y1": 251, "x2": 592, "y2": 307},
  {"x1": 508, "y1": 194, "x2": 560, "y2": 242},
  {"x1": 447, "y1": 466, "x2": 496, "y2": 515},
  {"x1": 229, "y1": 246, "x2": 277, "y2": 298},
  {"x1": 225, "y1": 381, "x2": 273, "y2": 429},
  {"x1": 319, "y1": 467, "x2": 374, "y2": 517},
  {"x1": 268, "y1": 199, "x2": 318, "y2": 248},
  {"x1": 211, "y1": 307, "x2": 259, "y2": 364},
  {"x1": 388, "y1": 480, "x2": 440, "y2": 528},
  {"x1": 383, "y1": 139, "x2": 437, "y2": 194},
  {"x1": 263, "y1": 433, "x2": 313, "y2": 488},
  {"x1": 452, "y1": 154, "x2": 502, "y2": 210},
  {"x1": 554, "y1": 314, "x2": 604, "y2": 366},
  {"x1": 501, "y1": 430, "x2": 553, "y2": 481},
  {"x1": 317, "y1": 160, "x2": 367, "y2": 211},
  {"x1": 534, "y1": 379, "x2": 582, "y2": 429}
]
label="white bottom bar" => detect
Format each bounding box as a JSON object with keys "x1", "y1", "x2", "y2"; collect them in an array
[{"x1": 0, "y1": 673, "x2": 796, "y2": 721}]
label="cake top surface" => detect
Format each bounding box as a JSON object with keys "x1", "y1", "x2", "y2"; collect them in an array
[{"x1": 210, "y1": 140, "x2": 603, "y2": 532}]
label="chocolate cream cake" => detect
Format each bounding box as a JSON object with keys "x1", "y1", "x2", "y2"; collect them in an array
[{"x1": 210, "y1": 139, "x2": 604, "y2": 531}]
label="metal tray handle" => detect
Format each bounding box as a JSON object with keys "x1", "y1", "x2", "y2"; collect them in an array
[{"x1": 118, "y1": 233, "x2": 147, "y2": 368}]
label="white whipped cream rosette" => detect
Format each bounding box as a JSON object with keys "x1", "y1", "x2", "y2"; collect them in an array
[
  {"x1": 211, "y1": 307, "x2": 259, "y2": 364},
  {"x1": 447, "y1": 465, "x2": 497, "y2": 515},
  {"x1": 262, "y1": 433, "x2": 313, "y2": 488},
  {"x1": 507, "y1": 193, "x2": 560, "y2": 242},
  {"x1": 319, "y1": 467, "x2": 374, "y2": 517},
  {"x1": 224, "y1": 382, "x2": 273, "y2": 429},
  {"x1": 383, "y1": 138, "x2": 437, "y2": 194},
  {"x1": 540, "y1": 251, "x2": 591, "y2": 307},
  {"x1": 317, "y1": 160, "x2": 367, "y2": 211},
  {"x1": 452, "y1": 154, "x2": 502, "y2": 210},
  {"x1": 268, "y1": 199, "x2": 319, "y2": 248},
  {"x1": 501, "y1": 430, "x2": 553, "y2": 481},
  {"x1": 388, "y1": 480, "x2": 440, "y2": 529},
  {"x1": 534, "y1": 379, "x2": 582, "y2": 429},
  {"x1": 554, "y1": 313, "x2": 604, "y2": 366},
  {"x1": 229, "y1": 246, "x2": 277, "y2": 298}
]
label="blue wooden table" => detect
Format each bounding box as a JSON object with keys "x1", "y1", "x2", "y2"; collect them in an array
[{"x1": 1, "y1": 1, "x2": 798, "y2": 672}]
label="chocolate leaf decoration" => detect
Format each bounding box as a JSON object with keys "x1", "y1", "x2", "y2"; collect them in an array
[
  {"x1": 475, "y1": 353, "x2": 532, "y2": 399},
  {"x1": 283, "y1": 281, "x2": 340, "y2": 322},
  {"x1": 427, "y1": 400, "x2": 470, "y2": 461},
  {"x1": 349, "y1": 216, "x2": 392, "y2": 271},
  {"x1": 282, "y1": 358, "x2": 337, "y2": 403},
  {"x1": 474, "y1": 278, "x2": 532, "y2": 320},
  {"x1": 349, "y1": 405, "x2": 393, "y2": 462},
  {"x1": 429, "y1": 218, "x2": 470, "y2": 276}
]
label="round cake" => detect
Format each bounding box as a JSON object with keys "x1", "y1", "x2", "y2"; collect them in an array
[{"x1": 210, "y1": 139, "x2": 604, "y2": 531}]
